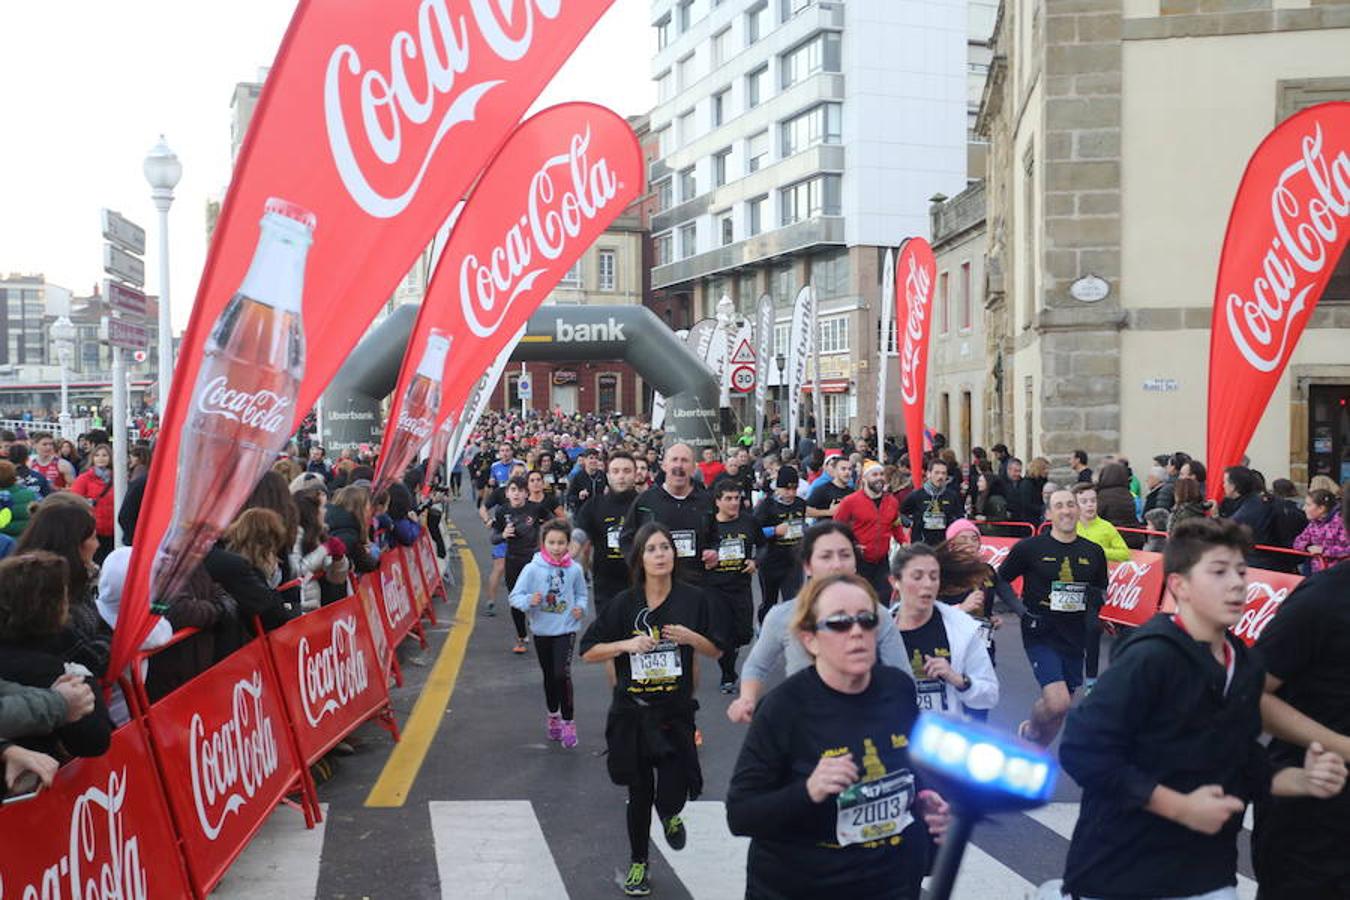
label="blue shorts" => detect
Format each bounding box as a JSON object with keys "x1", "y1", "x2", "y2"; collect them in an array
[
  {"x1": 492, "y1": 543, "x2": 506, "y2": 560},
  {"x1": 1024, "y1": 638, "x2": 1083, "y2": 692}
]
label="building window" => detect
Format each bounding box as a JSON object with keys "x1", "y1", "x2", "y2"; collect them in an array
[
  {"x1": 679, "y1": 166, "x2": 697, "y2": 201},
  {"x1": 560, "y1": 261, "x2": 583, "y2": 287},
  {"x1": 655, "y1": 232, "x2": 674, "y2": 267},
  {"x1": 817, "y1": 315, "x2": 849, "y2": 353},
  {"x1": 772, "y1": 263, "x2": 797, "y2": 306},
  {"x1": 737, "y1": 271, "x2": 757, "y2": 308},
  {"x1": 657, "y1": 126, "x2": 673, "y2": 157},
  {"x1": 656, "y1": 16, "x2": 672, "y2": 50},
  {"x1": 711, "y1": 28, "x2": 730, "y2": 68},
  {"x1": 747, "y1": 130, "x2": 769, "y2": 172},
  {"x1": 713, "y1": 147, "x2": 731, "y2": 186},
  {"x1": 711, "y1": 88, "x2": 728, "y2": 127},
  {"x1": 506, "y1": 373, "x2": 523, "y2": 408},
  {"x1": 939, "y1": 271, "x2": 950, "y2": 335},
  {"x1": 812, "y1": 249, "x2": 850, "y2": 298},
  {"x1": 718, "y1": 210, "x2": 734, "y2": 246},
  {"x1": 597, "y1": 374, "x2": 619, "y2": 413},
  {"x1": 779, "y1": 174, "x2": 841, "y2": 225},
  {"x1": 774, "y1": 321, "x2": 790, "y2": 353},
  {"x1": 656, "y1": 178, "x2": 673, "y2": 213},
  {"x1": 598, "y1": 250, "x2": 616, "y2": 291},
  {"x1": 747, "y1": 65, "x2": 768, "y2": 108},
  {"x1": 746, "y1": 2, "x2": 768, "y2": 44},
  {"x1": 677, "y1": 109, "x2": 695, "y2": 145},
  {"x1": 679, "y1": 222, "x2": 697, "y2": 258},
  {"x1": 780, "y1": 0, "x2": 813, "y2": 19},
  {"x1": 780, "y1": 32, "x2": 841, "y2": 90},
  {"x1": 677, "y1": 53, "x2": 695, "y2": 91},
  {"x1": 877, "y1": 315, "x2": 898, "y2": 354},
  {"x1": 657, "y1": 70, "x2": 673, "y2": 103},
  {"x1": 960, "y1": 261, "x2": 973, "y2": 331},
  {"x1": 677, "y1": 0, "x2": 693, "y2": 32},
  {"x1": 780, "y1": 102, "x2": 842, "y2": 156},
  {"x1": 823, "y1": 393, "x2": 849, "y2": 438},
  {"x1": 748, "y1": 195, "x2": 767, "y2": 236}
]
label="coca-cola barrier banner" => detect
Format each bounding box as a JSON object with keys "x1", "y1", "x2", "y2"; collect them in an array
[
  {"x1": 1099, "y1": 552, "x2": 1166, "y2": 629},
  {"x1": 145, "y1": 640, "x2": 298, "y2": 893},
  {"x1": 110, "y1": 0, "x2": 618, "y2": 683},
  {"x1": 267, "y1": 594, "x2": 386, "y2": 764},
  {"x1": 0, "y1": 722, "x2": 191, "y2": 900},
  {"x1": 1206, "y1": 102, "x2": 1350, "y2": 502},
  {"x1": 977, "y1": 536, "x2": 1022, "y2": 595},
  {"x1": 377, "y1": 102, "x2": 642, "y2": 485},
  {"x1": 1230, "y1": 569, "x2": 1303, "y2": 647},
  {"x1": 375, "y1": 549, "x2": 421, "y2": 647},
  {"x1": 896, "y1": 238, "x2": 936, "y2": 465}
]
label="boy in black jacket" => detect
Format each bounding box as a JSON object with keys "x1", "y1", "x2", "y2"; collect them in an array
[{"x1": 1058, "y1": 518, "x2": 1345, "y2": 900}]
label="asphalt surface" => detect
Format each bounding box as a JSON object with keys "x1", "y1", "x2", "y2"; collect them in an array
[{"x1": 225, "y1": 495, "x2": 1256, "y2": 899}]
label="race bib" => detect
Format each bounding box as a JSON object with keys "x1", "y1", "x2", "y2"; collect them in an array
[
  {"x1": 1049, "y1": 581, "x2": 1087, "y2": 613},
  {"x1": 923, "y1": 513, "x2": 946, "y2": 532},
  {"x1": 718, "y1": 537, "x2": 746, "y2": 562},
  {"x1": 630, "y1": 641, "x2": 682, "y2": 682},
  {"x1": 671, "y1": 529, "x2": 697, "y2": 558},
  {"x1": 835, "y1": 771, "x2": 915, "y2": 846},
  {"x1": 785, "y1": 519, "x2": 804, "y2": 540},
  {"x1": 606, "y1": 526, "x2": 621, "y2": 552},
  {"x1": 977, "y1": 620, "x2": 994, "y2": 649},
  {"x1": 915, "y1": 679, "x2": 948, "y2": 712}
]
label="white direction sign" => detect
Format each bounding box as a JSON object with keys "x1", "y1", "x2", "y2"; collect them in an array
[
  {"x1": 104, "y1": 279, "x2": 147, "y2": 318},
  {"x1": 101, "y1": 209, "x2": 146, "y2": 256},
  {"x1": 517, "y1": 375, "x2": 532, "y2": 399},
  {"x1": 103, "y1": 244, "x2": 145, "y2": 288}
]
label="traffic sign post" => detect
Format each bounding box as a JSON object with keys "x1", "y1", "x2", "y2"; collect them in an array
[
  {"x1": 517, "y1": 364, "x2": 531, "y2": 417},
  {"x1": 101, "y1": 208, "x2": 148, "y2": 546},
  {"x1": 105, "y1": 279, "x2": 148, "y2": 317}
]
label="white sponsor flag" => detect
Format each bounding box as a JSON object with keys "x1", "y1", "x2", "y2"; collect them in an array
[
  {"x1": 445, "y1": 324, "x2": 526, "y2": 471},
  {"x1": 810, "y1": 284, "x2": 824, "y2": 443},
  {"x1": 754, "y1": 293, "x2": 774, "y2": 450},
  {"x1": 787, "y1": 285, "x2": 814, "y2": 451},
  {"x1": 876, "y1": 249, "x2": 895, "y2": 450}
]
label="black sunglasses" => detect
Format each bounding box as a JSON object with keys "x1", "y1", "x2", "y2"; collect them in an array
[{"x1": 809, "y1": 611, "x2": 880, "y2": 633}]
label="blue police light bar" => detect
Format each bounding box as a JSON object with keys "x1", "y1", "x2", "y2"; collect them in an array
[{"x1": 909, "y1": 712, "x2": 1058, "y2": 806}]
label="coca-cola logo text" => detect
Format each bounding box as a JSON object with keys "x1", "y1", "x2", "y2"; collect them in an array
[
  {"x1": 5, "y1": 769, "x2": 149, "y2": 900},
  {"x1": 1225, "y1": 124, "x2": 1350, "y2": 373},
  {"x1": 1105, "y1": 561, "x2": 1154, "y2": 611},
  {"x1": 1232, "y1": 582, "x2": 1290, "y2": 644},
  {"x1": 459, "y1": 129, "x2": 620, "y2": 338},
  {"x1": 381, "y1": 567, "x2": 412, "y2": 629},
  {"x1": 195, "y1": 376, "x2": 291, "y2": 435},
  {"x1": 324, "y1": 0, "x2": 564, "y2": 218},
  {"x1": 899, "y1": 252, "x2": 932, "y2": 406},
  {"x1": 299, "y1": 615, "x2": 371, "y2": 727},
  {"x1": 189, "y1": 672, "x2": 280, "y2": 841},
  {"x1": 396, "y1": 410, "x2": 435, "y2": 442}
]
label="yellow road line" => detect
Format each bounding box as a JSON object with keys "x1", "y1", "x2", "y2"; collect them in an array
[
  {"x1": 519, "y1": 334, "x2": 552, "y2": 342},
  {"x1": 365, "y1": 532, "x2": 480, "y2": 808}
]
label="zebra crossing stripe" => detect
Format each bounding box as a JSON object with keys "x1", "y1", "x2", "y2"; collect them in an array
[
  {"x1": 428, "y1": 800, "x2": 569, "y2": 898},
  {"x1": 648, "y1": 801, "x2": 749, "y2": 900},
  {"x1": 214, "y1": 803, "x2": 327, "y2": 900},
  {"x1": 926, "y1": 842, "x2": 1038, "y2": 899}
]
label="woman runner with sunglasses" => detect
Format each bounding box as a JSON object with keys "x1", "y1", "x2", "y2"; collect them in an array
[
  {"x1": 728, "y1": 522, "x2": 909, "y2": 725},
  {"x1": 580, "y1": 522, "x2": 722, "y2": 897},
  {"x1": 727, "y1": 573, "x2": 952, "y2": 898}
]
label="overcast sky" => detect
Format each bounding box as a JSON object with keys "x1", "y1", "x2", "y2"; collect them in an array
[{"x1": 0, "y1": 2, "x2": 655, "y2": 330}]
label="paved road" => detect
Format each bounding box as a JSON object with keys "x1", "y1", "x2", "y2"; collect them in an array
[{"x1": 213, "y1": 496, "x2": 1261, "y2": 899}]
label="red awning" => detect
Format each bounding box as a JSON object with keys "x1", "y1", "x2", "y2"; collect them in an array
[{"x1": 801, "y1": 380, "x2": 851, "y2": 394}]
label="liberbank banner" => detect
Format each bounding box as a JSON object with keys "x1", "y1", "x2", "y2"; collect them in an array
[{"x1": 109, "y1": 0, "x2": 616, "y2": 682}]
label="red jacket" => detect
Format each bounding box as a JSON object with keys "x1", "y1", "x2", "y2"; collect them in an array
[
  {"x1": 70, "y1": 469, "x2": 115, "y2": 537},
  {"x1": 834, "y1": 490, "x2": 907, "y2": 563}
]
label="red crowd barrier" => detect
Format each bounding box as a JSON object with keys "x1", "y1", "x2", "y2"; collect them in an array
[{"x1": 0, "y1": 529, "x2": 447, "y2": 899}]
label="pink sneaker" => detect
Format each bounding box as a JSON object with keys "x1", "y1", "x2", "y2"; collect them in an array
[
  {"x1": 560, "y1": 720, "x2": 578, "y2": 749},
  {"x1": 547, "y1": 714, "x2": 563, "y2": 742}
]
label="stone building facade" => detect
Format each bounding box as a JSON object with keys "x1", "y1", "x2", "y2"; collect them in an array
[{"x1": 977, "y1": 0, "x2": 1350, "y2": 484}]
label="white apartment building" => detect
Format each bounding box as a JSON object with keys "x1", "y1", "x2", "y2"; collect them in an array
[{"x1": 648, "y1": 0, "x2": 970, "y2": 439}]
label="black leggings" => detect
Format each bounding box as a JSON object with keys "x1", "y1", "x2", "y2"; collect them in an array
[
  {"x1": 427, "y1": 506, "x2": 446, "y2": 558},
  {"x1": 627, "y1": 755, "x2": 690, "y2": 863},
  {"x1": 1085, "y1": 608, "x2": 1103, "y2": 679},
  {"x1": 504, "y1": 557, "x2": 530, "y2": 640},
  {"x1": 757, "y1": 561, "x2": 802, "y2": 622},
  {"x1": 533, "y1": 633, "x2": 575, "y2": 719},
  {"x1": 449, "y1": 471, "x2": 462, "y2": 493}
]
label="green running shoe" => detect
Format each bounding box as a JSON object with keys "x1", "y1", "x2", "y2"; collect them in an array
[
  {"x1": 622, "y1": 861, "x2": 651, "y2": 897},
  {"x1": 663, "y1": 814, "x2": 687, "y2": 851}
]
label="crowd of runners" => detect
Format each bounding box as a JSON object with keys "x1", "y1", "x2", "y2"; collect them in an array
[{"x1": 456, "y1": 410, "x2": 1348, "y2": 899}]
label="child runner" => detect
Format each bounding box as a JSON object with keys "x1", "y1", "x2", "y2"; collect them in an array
[
  {"x1": 509, "y1": 518, "x2": 588, "y2": 748},
  {"x1": 705, "y1": 478, "x2": 764, "y2": 693},
  {"x1": 1059, "y1": 517, "x2": 1346, "y2": 900},
  {"x1": 491, "y1": 476, "x2": 547, "y2": 654}
]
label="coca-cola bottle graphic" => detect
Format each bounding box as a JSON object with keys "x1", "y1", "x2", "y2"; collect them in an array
[
  {"x1": 421, "y1": 416, "x2": 457, "y2": 497},
  {"x1": 151, "y1": 197, "x2": 314, "y2": 609},
  {"x1": 375, "y1": 331, "x2": 451, "y2": 494}
]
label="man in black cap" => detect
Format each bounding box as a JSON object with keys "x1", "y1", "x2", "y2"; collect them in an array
[{"x1": 752, "y1": 465, "x2": 809, "y2": 622}]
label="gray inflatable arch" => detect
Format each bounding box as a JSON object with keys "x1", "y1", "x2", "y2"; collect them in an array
[{"x1": 319, "y1": 305, "x2": 721, "y2": 451}]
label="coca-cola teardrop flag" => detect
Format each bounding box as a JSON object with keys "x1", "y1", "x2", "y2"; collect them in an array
[
  {"x1": 391, "y1": 103, "x2": 642, "y2": 453},
  {"x1": 109, "y1": 1, "x2": 617, "y2": 683},
  {"x1": 1206, "y1": 102, "x2": 1350, "y2": 502},
  {"x1": 896, "y1": 237, "x2": 937, "y2": 468}
]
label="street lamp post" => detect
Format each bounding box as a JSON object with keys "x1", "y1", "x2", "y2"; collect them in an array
[
  {"x1": 143, "y1": 135, "x2": 182, "y2": 419},
  {"x1": 775, "y1": 352, "x2": 787, "y2": 430},
  {"x1": 51, "y1": 316, "x2": 76, "y2": 437}
]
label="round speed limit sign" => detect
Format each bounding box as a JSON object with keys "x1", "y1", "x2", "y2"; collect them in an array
[{"x1": 730, "y1": 365, "x2": 756, "y2": 393}]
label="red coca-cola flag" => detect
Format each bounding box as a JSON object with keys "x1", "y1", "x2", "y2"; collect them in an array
[
  {"x1": 1206, "y1": 102, "x2": 1350, "y2": 502},
  {"x1": 109, "y1": 1, "x2": 617, "y2": 682},
  {"x1": 376, "y1": 102, "x2": 642, "y2": 486},
  {"x1": 896, "y1": 237, "x2": 937, "y2": 467}
]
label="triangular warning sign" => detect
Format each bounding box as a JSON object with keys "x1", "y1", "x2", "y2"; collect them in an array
[{"x1": 730, "y1": 338, "x2": 755, "y2": 364}]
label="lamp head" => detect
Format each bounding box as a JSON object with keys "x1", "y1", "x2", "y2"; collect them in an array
[
  {"x1": 908, "y1": 712, "x2": 1058, "y2": 813},
  {"x1": 143, "y1": 135, "x2": 183, "y2": 191}
]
